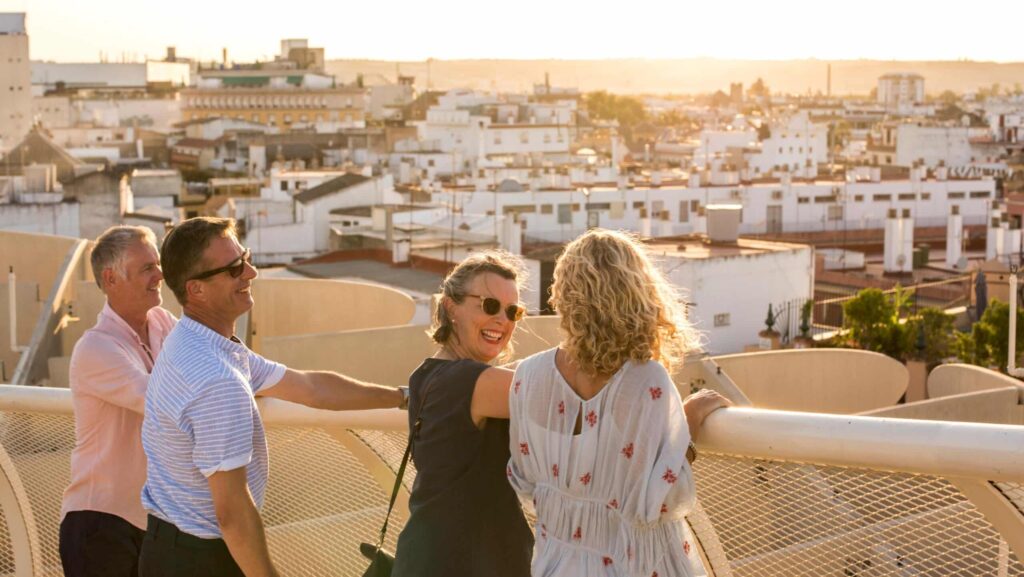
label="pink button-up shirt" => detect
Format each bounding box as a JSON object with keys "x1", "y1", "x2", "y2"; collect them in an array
[{"x1": 61, "y1": 302, "x2": 177, "y2": 529}]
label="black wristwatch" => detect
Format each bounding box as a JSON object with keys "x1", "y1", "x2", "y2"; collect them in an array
[{"x1": 398, "y1": 387, "x2": 410, "y2": 411}]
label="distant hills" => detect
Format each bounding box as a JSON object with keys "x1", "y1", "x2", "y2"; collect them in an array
[{"x1": 326, "y1": 59, "x2": 1024, "y2": 97}]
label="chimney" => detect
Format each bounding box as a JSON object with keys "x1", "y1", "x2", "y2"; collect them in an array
[
  {"x1": 884, "y1": 208, "x2": 912, "y2": 273},
  {"x1": 986, "y1": 209, "x2": 1003, "y2": 261},
  {"x1": 706, "y1": 204, "x2": 741, "y2": 243},
  {"x1": 222, "y1": 48, "x2": 228, "y2": 68},
  {"x1": 945, "y1": 205, "x2": 963, "y2": 269},
  {"x1": 501, "y1": 214, "x2": 522, "y2": 255},
  {"x1": 166, "y1": 46, "x2": 177, "y2": 62},
  {"x1": 901, "y1": 209, "x2": 914, "y2": 271}
]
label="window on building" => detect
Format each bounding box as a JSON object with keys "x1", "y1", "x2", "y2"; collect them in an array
[
  {"x1": 814, "y1": 195, "x2": 837, "y2": 204},
  {"x1": 873, "y1": 194, "x2": 891, "y2": 202},
  {"x1": 970, "y1": 191, "x2": 990, "y2": 198},
  {"x1": 948, "y1": 192, "x2": 965, "y2": 199},
  {"x1": 827, "y1": 205, "x2": 843, "y2": 221},
  {"x1": 679, "y1": 201, "x2": 690, "y2": 223},
  {"x1": 633, "y1": 201, "x2": 645, "y2": 209},
  {"x1": 541, "y1": 204, "x2": 553, "y2": 214},
  {"x1": 280, "y1": 181, "x2": 289, "y2": 191},
  {"x1": 714, "y1": 313, "x2": 731, "y2": 327},
  {"x1": 690, "y1": 200, "x2": 700, "y2": 211},
  {"x1": 854, "y1": 194, "x2": 864, "y2": 202},
  {"x1": 921, "y1": 193, "x2": 931, "y2": 200},
  {"x1": 797, "y1": 197, "x2": 810, "y2": 204},
  {"x1": 557, "y1": 204, "x2": 573, "y2": 224},
  {"x1": 503, "y1": 205, "x2": 537, "y2": 214}
]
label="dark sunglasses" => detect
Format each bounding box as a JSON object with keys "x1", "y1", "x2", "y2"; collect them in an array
[
  {"x1": 463, "y1": 294, "x2": 526, "y2": 322},
  {"x1": 189, "y1": 249, "x2": 252, "y2": 281}
]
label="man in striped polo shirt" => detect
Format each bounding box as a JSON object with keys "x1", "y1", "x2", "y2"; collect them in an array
[{"x1": 139, "y1": 217, "x2": 407, "y2": 577}]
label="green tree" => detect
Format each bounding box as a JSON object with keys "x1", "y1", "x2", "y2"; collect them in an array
[
  {"x1": 840, "y1": 286, "x2": 916, "y2": 361},
  {"x1": 954, "y1": 299, "x2": 1024, "y2": 371},
  {"x1": 905, "y1": 308, "x2": 956, "y2": 367}
]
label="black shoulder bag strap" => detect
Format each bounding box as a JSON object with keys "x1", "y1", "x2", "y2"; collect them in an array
[{"x1": 371, "y1": 379, "x2": 434, "y2": 556}]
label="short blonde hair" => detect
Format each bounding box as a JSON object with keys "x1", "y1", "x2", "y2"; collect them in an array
[
  {"x1": 550, "y1": 229, "x2": 699, "y2": 376},
  {"x1": 430, "y1": 250, "x2": 527, "y2": 354}
]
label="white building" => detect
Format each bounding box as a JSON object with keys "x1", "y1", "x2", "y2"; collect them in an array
[
  {"x1": 0, "y1": 13, "x2": 31, "y2": 152},
  {"x1": 31, "y1": 61, "x2": 191, "y2": 93},
  {"x1": 72, "y1": 97, "x2": 183, "y2": 133},
  {"x1": 414, "y1": 89, "x2": 574, "y2": 170},
  {"x1": 32, "y1": 95, "x2": 71, "y2": 128},
  {"x1": 869, "y1": 122, "x2": 973, "y2": 169},
  {"x1": 748, "y1": 112, "x2": 828, "y2": 176},
  {"x1": 877, "y1": 73, "x2": 925, "y2": 113},
  {"x1": 693, "y1": 128, "x2": 757, "y2": 167},
  {"x1": 652, "y1": 236, "x2": 814, "y2": 355},
  {"x1": 432, "y1": 174, "x2": 997, "y2": 243},
  {"x1": 247, "y1": 173, "x2": 402, "y2": 263},
  {"x1": 0, "y1": 167, "x2": 79, "y2": 237}
]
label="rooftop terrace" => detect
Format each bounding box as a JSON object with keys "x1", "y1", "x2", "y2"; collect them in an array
[{"x1": 0, "y1": 229, "x2": 1020, "y2": 576}]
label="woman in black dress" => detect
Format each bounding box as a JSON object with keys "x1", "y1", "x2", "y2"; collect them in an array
[{"x1": 391, "y1": 251, "x2": 533, "y2": 577}]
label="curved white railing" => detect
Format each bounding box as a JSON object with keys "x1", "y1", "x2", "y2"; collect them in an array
[{"x1": 0, "y1": 385, "x2": 1019, "y2": 576}]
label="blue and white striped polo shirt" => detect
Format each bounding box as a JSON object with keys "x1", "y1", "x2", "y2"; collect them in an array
[{"x1": 141, "y1": 315, "x2": 285, "y2": 539}]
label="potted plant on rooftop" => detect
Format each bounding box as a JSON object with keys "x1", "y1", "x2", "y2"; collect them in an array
[
  {"x1": 793, "y1": 300, "x2": 815, "y2": 348},
  {"x1": 758, "y1": 303, "x2": 781, "y2": 350}
]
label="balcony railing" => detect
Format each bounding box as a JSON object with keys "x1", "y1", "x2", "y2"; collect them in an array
[{"x1": 0, "y1": 385, "x2": 1018, "y2": 576}]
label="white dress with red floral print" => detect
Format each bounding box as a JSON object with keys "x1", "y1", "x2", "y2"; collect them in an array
[{"x1": 508, "y1": 348, "x2": 703, "y2": 577}]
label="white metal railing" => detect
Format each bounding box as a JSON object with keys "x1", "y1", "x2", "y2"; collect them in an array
[{"x1": 0, "y1": 385, "x2": 1018, "y2": 576}]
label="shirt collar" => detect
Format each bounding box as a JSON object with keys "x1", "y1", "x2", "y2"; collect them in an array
[
  {"x1": 179, "y1": 314, "x2": 247, "y2": 356},
  {"x1": 98, "y1": 301, "x2": 152, "y2": 345}
]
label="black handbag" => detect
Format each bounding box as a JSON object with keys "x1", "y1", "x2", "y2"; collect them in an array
[{"x1": 359, "y1": 437, "x2": 411, "y2": 576}]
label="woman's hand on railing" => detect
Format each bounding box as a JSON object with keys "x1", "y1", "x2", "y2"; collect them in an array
[{"x1": 683, "y1": 389, "x2": 732, "y2": 443}]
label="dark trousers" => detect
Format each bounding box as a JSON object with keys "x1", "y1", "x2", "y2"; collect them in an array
[
  {"x1": 138, "y1": 515, "x2": 244, "y2": 577},
  {"x1": 59, "y1": 510, "x2": 144, "y2": 577}
]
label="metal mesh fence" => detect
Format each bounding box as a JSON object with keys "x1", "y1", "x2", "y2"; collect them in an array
[
  {"x1": 691, "y1": 453, "x2": 1024, "y2": 577},
  {"x1": 998, "y1": 482, "x2": 1024, "y2": 517},
  {"x1": 0, "y1": 411, "x2": 1017, "y2": 576}
]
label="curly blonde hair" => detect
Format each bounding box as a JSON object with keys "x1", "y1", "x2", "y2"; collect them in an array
[{"x1": 550, "y1": 229, "x2": 699, "y2": 376}]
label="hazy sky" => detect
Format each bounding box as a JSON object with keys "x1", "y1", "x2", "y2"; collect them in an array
[{"x1": 6, "y1": 0, "x2": 1024, "y2": 63}]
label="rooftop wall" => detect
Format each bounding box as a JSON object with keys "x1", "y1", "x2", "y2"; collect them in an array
[{"x1": 713, "y1": 349, "x2": 908, "y2": 413}]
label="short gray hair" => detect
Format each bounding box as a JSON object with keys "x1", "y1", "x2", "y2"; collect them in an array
[{"x1": 91, "y1": 226, "x2": 158, "y2": 291}]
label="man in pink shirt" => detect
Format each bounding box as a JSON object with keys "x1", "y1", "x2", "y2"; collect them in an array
[{"x1": 59, "y1": 226, "x2": 177, "y2": 577}]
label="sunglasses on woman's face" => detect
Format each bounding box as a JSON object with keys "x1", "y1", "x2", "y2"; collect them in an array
[
  {"x1": 189, "y1": 249, "x2": 252, "y2": 281},
  {"x1": 463, "y1": 294, "x2": 526, "y2": 322}
]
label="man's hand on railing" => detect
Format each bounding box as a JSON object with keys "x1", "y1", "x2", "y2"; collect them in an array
[{"x1": 683, "y1": 389, "x2": 732, "y2": 443}]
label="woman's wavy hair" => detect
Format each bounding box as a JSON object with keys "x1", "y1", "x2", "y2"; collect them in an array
[
  {"x1": 430, "y1": 250, "x2": 527, "y2": 360},
  {"x1": 550, "y1": 229, "x2": 700, "y2": 376}
]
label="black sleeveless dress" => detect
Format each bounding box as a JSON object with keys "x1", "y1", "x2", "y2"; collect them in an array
[{"x1": 391, "y1": 358, "x2": 533, "y2": 577}]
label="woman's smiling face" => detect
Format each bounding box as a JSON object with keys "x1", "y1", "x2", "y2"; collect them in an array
[{"x1": 446, "y1": 272, "x2": 521, "y2": 363}]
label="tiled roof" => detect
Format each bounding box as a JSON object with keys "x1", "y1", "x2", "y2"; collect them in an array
[{"x1": 294, "y1": 173, "x2": 371, "y2": 204}]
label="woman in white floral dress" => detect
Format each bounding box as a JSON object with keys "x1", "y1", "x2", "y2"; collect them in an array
[{"x1": 508, "y1": 229, "x2": 729, "y2": 577}]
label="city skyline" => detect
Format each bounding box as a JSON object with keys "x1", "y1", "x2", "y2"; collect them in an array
[{"x1": 6, "y1": 0, "x2": 1024, "y2": 64}]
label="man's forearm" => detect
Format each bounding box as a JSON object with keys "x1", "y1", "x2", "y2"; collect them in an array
[
  {"x1": 219, "y1": 499, "x2": 279, "y2": 577},
  {"x1": 309, "y1": 371, "x2": 403, "y2": 411}
]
